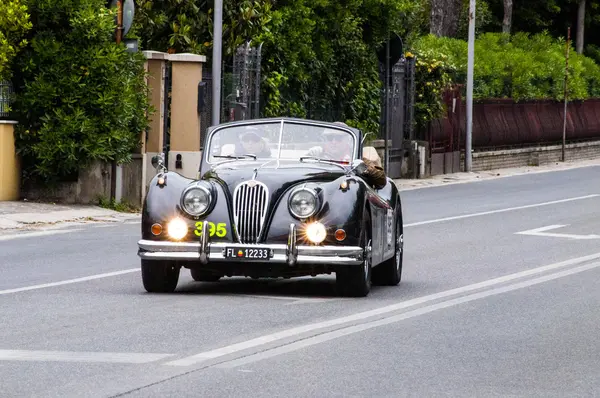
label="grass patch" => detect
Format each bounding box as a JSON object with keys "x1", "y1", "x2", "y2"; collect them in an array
[{"x1": 97, "y1": 197, "x2": 140, "y2": 213}]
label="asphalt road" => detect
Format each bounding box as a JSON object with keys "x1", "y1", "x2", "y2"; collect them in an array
[{"x1": 2, "y1": 165, "x2": 600, "y2": 397}]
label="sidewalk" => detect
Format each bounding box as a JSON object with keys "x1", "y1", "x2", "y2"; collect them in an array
[
  {"x1": 0, "y1": 200, "x2": 141, "y2": 230},
  {"x1": 394, "y1": 158, "x2": 600, "y2": 191}
]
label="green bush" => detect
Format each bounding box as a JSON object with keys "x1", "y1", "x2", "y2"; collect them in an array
[
  {"x1": 11, "y1": 0, "x2": 151, "y2": 184},
  {"x1": 0, "y1": 0, "x2": 32, "y2": 81},
  {"x1": 412, "y1": 32, "x2": 600, "y2": 102},
  {"x1": 406, "y1": 50, "x2": 457, "y2": 131}
]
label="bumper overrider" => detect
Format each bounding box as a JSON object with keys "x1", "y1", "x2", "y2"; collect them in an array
[{"x1": 137, "y1": 223, "x2": 364, "y2": 266}]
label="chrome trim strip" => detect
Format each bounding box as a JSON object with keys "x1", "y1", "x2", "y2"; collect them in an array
[
  {"x1": 137, "y1": 239, "x2": 363, "y2": 265},
  {"x1": 199, "y1": 219, "x2": 209, "y2": 264},
  {"x1": 287, "y1": 223, "x2": 298, "y2": 266}
]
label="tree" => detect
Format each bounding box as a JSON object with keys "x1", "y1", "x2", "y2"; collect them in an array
[
  {"x1": 576, "y1": 0, "x2": 585, "y2": 53},
  {"x1": 503, "y1": 0, "x2": 513, "y2": 34},
  {"x1": 430, "y1": 0, "x2": 463, "y2": 37},
  {"x1": 10, "y1": 0, "x2": 151, "y2": 184}
]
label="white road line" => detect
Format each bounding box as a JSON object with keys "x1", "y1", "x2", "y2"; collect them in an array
[
  {"x1": 164, "y1": 250, "x2": 600, "y2": 367},
  {"x1": 404, "y1": 194, "x2": 600, "y2": 227},
  {"x1": 516, "y1": 225, "x2": 600, "y2": 240},
  {"x1": 0, "y1": 269, "x2": 138, "y2": 296},
  {"x1": 0, "y1": 349, "x2": 174, "y2": 364},
  {"x1": 217, "y1": 260, "x2": 600, "y2": 368},
  {"x1": 0, "y1": 229, "x2": 83, "y2": 241},
  {"x1": 234, "y1": 294, "x2": 339, "y2": 304}
]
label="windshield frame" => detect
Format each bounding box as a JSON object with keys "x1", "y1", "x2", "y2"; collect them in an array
[{"x1": 202, "y1": 118, "x2": 359, "y2": 166}]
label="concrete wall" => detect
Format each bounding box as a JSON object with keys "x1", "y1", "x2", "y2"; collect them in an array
[
  {"x1": 0, "y1": 121, "x2": 20, "y2": 201},
  {"x1": 119, "y1": 154, "x2": 144, "y2": 206},
  {"x1": 22, "y1": 158, "x2": 145, "y2": 206},
  {"x1": 461, "y1": 140, "x2": 600, "y2": 172},
  {"x1": 22, "y1": 161, "x2": 112, "y2": 204}
]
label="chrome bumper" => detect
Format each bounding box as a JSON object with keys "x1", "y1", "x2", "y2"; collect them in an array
[{"x1": 137, "y1": 223, "x2": 364, "y2": 266}]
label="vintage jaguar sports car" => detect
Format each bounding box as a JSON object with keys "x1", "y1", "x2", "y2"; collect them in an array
[{"x1": 137, "y1": 118, "x2": 404, "y2": 297}]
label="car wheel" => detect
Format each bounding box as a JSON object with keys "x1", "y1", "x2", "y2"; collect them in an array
[
  {"x1": 141, "y1": 260, "x2": 180, "y2": 293},
  {"x1": 372, "y1": 206, "x2": 403, "y2": 286},
  {"x1": 190, "y1": 269, "x2": 221, "y2": 282},
  {"x1": 336, "y1": 212, "x2": 372, "y2": 297}
]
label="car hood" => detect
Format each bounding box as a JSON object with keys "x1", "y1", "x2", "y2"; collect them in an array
[{"x1": 201, "y1": 159, "x2": 347, "y2": 196}]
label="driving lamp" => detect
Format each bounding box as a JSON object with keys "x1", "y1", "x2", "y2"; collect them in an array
[
  {"x1": 167, "y1": 218, "x2": 188, "y2": 240},
  {"x1": 305, "y1": 222, "x2": 327, "y2": 244}
]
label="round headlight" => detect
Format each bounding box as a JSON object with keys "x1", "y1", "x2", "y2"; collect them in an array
[
  {"x1": 289, "y1": 188, "x2": 319, "y2": 219},
  {"x1": 181, "y1": 184, "x2": 212, "y2": 216}
]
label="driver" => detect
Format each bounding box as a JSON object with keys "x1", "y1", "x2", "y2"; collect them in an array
[
  {"x1": 234, "y1": 130, "x2": 272, "y2": 158},
  {"x1": 305, "y1": 129, "x2": 353, "y2": 162}
]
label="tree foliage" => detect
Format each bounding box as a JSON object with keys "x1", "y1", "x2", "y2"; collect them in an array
[
  {"x1": 0, "y1": 0, "x2": 32, "y2": 81},
  {"x1": 10, "y1": 0, "x2": 151, "y2": 184},
  {"x1": 134, "y1": 0, "x2": 423, "y2": 135},
  {"x1": 255, "y1": 0, "x2": 423, "y2": 135},
  {"x1": 131, "y1": 0, "x2": 273, "y2": 59}
]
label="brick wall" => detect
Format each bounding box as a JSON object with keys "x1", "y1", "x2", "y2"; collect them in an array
[{"x1": 461, "y1": 141, "x2": 600, "y2": 172}]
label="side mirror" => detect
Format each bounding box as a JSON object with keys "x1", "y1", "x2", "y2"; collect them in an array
[
  {"x1": 151, "y1": 155, "x2": 160, "y2": 169},
  {"x1": 151, "y1": 153, "x2": 166, "y2": 173},
  {"x1": 351, "y1": 159, "x2": 368, "y2": 175}
]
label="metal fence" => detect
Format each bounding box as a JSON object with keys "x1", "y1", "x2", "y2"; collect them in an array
[{"x1": 0, "y1": 81, "x2": 13, "y2": 119}]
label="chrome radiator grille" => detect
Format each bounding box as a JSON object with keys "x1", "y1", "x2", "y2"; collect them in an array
[{"x1": 233, "y1": 181, "x2": 269, "y2": 243}]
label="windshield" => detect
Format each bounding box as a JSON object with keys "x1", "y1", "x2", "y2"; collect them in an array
[{"x1": 205, "y1": 121, "x2": 357, "y2": 164}]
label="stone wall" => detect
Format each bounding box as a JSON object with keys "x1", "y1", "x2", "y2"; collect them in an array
[{"x1": 462, "y1": 140, "x2": 600, "y2": 172}]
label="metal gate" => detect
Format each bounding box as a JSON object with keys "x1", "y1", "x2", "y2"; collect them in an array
[
  {"x1": 382, "y1": 56, "x2": 416, "y2": 179},
  {"x1": 229, "y1": 41, "x2": 263, "y2": 121},
  {"x1": 198, "y1": 41, "x2": 263, "y2": 148}
]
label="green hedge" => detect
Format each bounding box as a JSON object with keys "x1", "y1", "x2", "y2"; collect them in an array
[
  {"x1": 412, "y1": 32, "x2": 600, "y2": 102},
  {"x1": 11, "y1": 0, "x2": 151, "y2": 184}
]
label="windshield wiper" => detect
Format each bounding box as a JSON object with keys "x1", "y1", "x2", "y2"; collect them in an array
[
  {"x1": 213, "y1": 154, "x2": 257, "y2": 160},
  {"x1": 299, "y1": 156, "x2": 349, "y2": 170}
]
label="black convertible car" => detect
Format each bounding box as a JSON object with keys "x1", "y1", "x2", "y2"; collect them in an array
[{"x1": 137, "y1": 118, "x2": 404, "y2": 297}]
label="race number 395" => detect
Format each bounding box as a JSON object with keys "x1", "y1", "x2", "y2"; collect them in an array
[{"x1": 194, "y1": 221, "x2": 227, "y2": 237}]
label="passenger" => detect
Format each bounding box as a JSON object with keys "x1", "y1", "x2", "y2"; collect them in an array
[
  {"x1": 234, "y1": 130, "x2": 272, "y2": 158},
  {"x1": 306, "y1": 122, "x2": 388, "y2": 190}
]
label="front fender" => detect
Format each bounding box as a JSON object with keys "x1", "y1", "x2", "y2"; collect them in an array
[
  {"x1": 264, "y1": 176, "x2": 370, "y2": 246},
  {"x1": 141, "y1": 172, "x2": 236, "y2": 243}
]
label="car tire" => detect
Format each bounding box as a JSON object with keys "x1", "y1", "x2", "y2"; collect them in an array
[
  {"x1": 336, "y1": 211, "x2": 372, "y2": 297},
  {"x1": 372, "y1": 205, "x2": 403, "y2": 286},
  {"x1": 190, "y1": 269, "x2": 221, "y2": 282},
  {"x1": 141, "y1": 260, "x2": 180, "y2": 293}
]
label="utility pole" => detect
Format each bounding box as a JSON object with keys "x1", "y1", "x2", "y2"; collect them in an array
[
  {"x1": 562, "y1": 27, "x2": 571, "y2": 162},
  {"x1": 111, "y1": 0, "x2": 124, "y2": 203},
  {"x1": 465, "y1": 0, "x2": 475, "y2": 172},
  {"x1": 212, "y1": 0, "x2": 223, "y2": 126}
]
